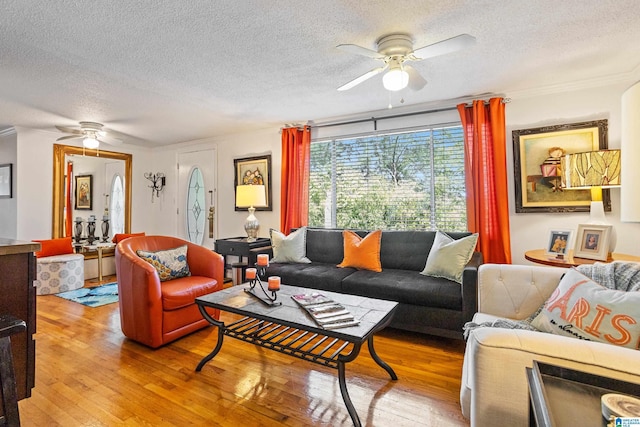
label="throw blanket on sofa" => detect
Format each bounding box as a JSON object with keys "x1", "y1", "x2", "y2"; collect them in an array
[{"x1": 463, "y1": 261, "x2": 640, "y2": 340}]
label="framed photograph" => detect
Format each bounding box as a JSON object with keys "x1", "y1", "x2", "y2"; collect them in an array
[
  {"x1": 513, "y1": 119, "x2": 610, "y2": 213},
  {"x1": 234, "y1": 155, "x2": 272, "y2": 211},
  {"x1": 546, "y1": 229, "x2": 572, "y2": 257},
  {"x1": 74, "y1": 175, "x2": 93, "y2": 210},
  {"x1": 0, "y1": 163, "x2": 12, "y2": 198},
  {"x1": 574, "y1": 224, "x2": 612, "y2": 261}
]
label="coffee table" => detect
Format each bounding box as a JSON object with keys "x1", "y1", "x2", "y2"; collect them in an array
[{"x1": 195, "y1": 284, "x2": 399, "y2": 427}]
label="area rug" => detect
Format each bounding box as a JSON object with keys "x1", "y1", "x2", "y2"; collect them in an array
[{"x1": 55, "y1": 282, "x2": 119, "y2": 307}]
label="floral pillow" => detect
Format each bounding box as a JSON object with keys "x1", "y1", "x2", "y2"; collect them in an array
[{"x1": 136, "y1": 245, "x2": 191, "y2": 282}]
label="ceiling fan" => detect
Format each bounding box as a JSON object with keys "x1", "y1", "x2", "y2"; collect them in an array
[
  {"x1": 55, "y1": 121, "x2": 122, "y2": 149},
  {"x1": 337, "y1": 33, "x2": 476, "y2": 92}
]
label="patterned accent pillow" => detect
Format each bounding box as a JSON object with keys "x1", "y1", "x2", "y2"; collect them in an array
[
  {"x1": 136, "y1": 245, "x2": 191, "y2": 282},
  {"x1": 531, "y1": 268, "x2": 640, "y2": 349},
  {"x1": 270, "y1": 227, "x2": 311, "y2": 263},
  {"x1": 337, "y1": 230, "x2": 382, "y2": 272},
  {"x1": 420, "y1": 231, "x2": 478, "y2": 284}
]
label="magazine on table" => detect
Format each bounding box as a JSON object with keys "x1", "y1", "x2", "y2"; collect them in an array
[{"x1": 291, "y1": 292, "x2": 360, "y2": 329}]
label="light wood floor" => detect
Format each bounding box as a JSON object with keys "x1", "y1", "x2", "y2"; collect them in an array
[{"x1": 19, "y1": 276, "x2": 470, "y2": 426}]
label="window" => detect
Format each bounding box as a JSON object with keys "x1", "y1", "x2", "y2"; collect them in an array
[
  {"x1": 186, "y1": 167, "x2": 206, "y2": 244},
  {"x1": 308, "y1": 124, "x2": 466, "y2": 231},
  {"x1": 110, "y1": 175, "x2": 125, "y2": 234}
]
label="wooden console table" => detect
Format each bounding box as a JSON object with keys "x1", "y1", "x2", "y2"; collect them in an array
[
  {"x1": 0, "y1": 238, "x2": 38, "y2": 414},
  {"x1": 525, "y1": 249, "x2": 640, "y2": 268}
]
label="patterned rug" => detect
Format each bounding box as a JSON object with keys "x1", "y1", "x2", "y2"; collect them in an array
[{"x1": 55, "y1": 282, "x2": 119, "y2": 307}]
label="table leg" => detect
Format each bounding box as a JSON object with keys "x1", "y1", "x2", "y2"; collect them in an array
[
  {"x1": 97, "y1": 246, "x2": 103, "y2": 282},
  {"x1": 336, "y1": 342, "x2": 364, "y2": 427},
  {"x1": 195, "y1": 304, "x2": 225, "y2": 372},
  {"x1": 368, "y1": 335, "x2": 397, "y2": 380}
]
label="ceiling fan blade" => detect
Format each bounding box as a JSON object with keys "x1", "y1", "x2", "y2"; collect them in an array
[
  {"x1": 338, "y1": 66, "x2": 387, "y2": 91},
  {"x1": 56, "y1": 135, "x2": 82, "y2": 141},
  {"x1": 99, "y1": 134, "x2": 123, "y2": 145},
  {"x1": 411, "y1": 34, "x2": 476, "y2": 60},
  {"x1": 55, "y1": 125, "x2": 83, "y2": 135},
  {"x1": 405, "y1": 65, "x2": 427, "y2": 91},
  {"x1": 337, "y1": 43, "x2": 384, "y2": 59}
]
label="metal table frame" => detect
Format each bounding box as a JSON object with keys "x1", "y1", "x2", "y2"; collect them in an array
[{"x1": 195, "y1": 293, "x2": 397, "y2": 427}]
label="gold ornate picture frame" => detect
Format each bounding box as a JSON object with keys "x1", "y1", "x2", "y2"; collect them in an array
[
  {"x1": 234, "y1": 154, "x2": 272, "y2": 211},
  {"x1": 513, "y1": 119, "x2": 610, "y2": 213}
]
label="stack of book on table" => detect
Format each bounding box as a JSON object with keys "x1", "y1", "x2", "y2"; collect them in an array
[{"x1": 291, "y1": 293, "x2": 360, "y2": 329}]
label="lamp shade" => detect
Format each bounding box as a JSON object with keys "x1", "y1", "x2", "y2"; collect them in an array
[
  {"x1": 235, "y1": 184, "x2": 266, "y2": 208},
  {"x1": 561, "y1": 149, "x2": 621, "y2": 189}
]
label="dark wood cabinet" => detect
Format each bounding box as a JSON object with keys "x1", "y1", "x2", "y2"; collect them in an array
[
  {"x1": 0, "y1": 239, "x2": 38, "y2": 414},
  {"x1": 214, "y1": 237, "x2": 271, "y2": 283}
]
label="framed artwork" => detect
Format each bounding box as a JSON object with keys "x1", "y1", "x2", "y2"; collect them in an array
[
  {"x1": 513, "y1": 119, "x2": 610, "y2": 213},
  {"x1": 75, "y1": 175, "x2": 93, "y2": 210},
  {"x1": 546, "y1": 229, "x2": 572, "y2": 257},
  {"x1": 234, "y1": 155, "x2": 272, "y2": 211},
  {"x1": 0, "y1": 163, "x2": 12, "y2": 198},
  {"x1": 574, "y1": 224, "x2": 612, "y2": 261}
]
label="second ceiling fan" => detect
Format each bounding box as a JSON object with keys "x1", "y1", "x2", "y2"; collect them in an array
[{"x1": 337, "y1": 33, "x2": 476, "y2": 92}]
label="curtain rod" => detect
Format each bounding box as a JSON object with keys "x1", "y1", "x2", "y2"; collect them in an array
[{"x1": 309, "y1": 98, "x2": 510, "y2": 130}]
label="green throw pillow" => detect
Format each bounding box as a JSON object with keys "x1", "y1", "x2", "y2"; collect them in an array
[
  {"x1": 270, "y1": 227, "x2": 311, "y2": 263},
  {"x1": 420, "y1": 231, "x2": 478, "y2": 284},
  {"x1": 136, "y1": 245, "x2": 191, "y2": 281}
]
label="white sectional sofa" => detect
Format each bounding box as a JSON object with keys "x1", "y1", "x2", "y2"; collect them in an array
[{"x1": 460, "y1": 263, "x2": 640, "y2": 426}]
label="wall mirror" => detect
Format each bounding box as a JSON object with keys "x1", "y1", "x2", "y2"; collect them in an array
[{"x1": 52, "y1": 144, "x2": 132, "y2": 239}]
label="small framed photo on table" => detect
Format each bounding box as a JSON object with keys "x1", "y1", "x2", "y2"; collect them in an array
[
  {"x1": 546, "y1": 230, "x2": 571, "y2": 258},
  {"x1": 574, "y1": 224, "x2": 612, "y2": 261}
]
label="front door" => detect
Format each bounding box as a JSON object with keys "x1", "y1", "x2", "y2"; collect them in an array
[{"x1": 177, "y1": 149, "x2": 217, "y2": 248}]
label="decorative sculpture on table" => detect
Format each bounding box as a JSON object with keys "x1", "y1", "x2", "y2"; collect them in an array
[
  {"x1": 74, "y1": 217, "x2": 84, "y2": 243},
  {"x1": 87, "y1": 215, "x2": 97, "y2": 244},
  {"x1": 243, "y1": 254, "x2": 281, "y2": 306}
]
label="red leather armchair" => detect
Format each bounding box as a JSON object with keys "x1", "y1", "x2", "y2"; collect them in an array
[{"x1": 115, "y1": 235, "x2": 224, "y2": 348}]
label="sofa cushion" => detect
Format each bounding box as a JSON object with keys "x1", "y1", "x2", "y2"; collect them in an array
[
  {"x1": 531, "y1": 268, "x2": 640, "y2": 349},
  {"x1": 161, "y1": 276, "x2": 219, "y2": 311},
  {"x1": 342, "y1": 268, "x2": 462, "y2": 310},
  {"x1": 264, "y1": 262, "x2": 355, "y2": 293},
  {"x1": 305, "y1": 228, "x2": 351, "y2": 264},
  {"x1": 421, "y1": 231, "x2": 478, "y2": 284},
  {"x1": 337, "y1": 230, "x2": 382, "y2": 272},
  {"x1": 137, "y1": 245, "x2": 191, "y2": 282},
  {"x1": 33, "y1": 236, "x2": 74, "y2": 258},
  {"x1": 270, "y1": 227, "x2": 311, "y2": 264}
]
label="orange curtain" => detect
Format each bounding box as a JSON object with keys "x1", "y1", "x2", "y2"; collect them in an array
[
  {"x1": 65, "y1": 161, "x2": 73, "y2": 237},
  {"x1": 457, "y1": 98, "x2": 512, "y2": 264},
  {"x1": 280, "y1": 126, "x2": 311, "y2": 233}
]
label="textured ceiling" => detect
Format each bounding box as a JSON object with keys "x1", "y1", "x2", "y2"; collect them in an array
[{"x1": 1, "y1": 0, "x2": 639, "y2": 147}]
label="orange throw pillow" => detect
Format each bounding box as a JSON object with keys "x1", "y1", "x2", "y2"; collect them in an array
[
  {"x1": 337, "y1": 230, "x2": 382, "y2": 272},
  {"x1": 112, "y1": 232, "x2": 145, "y2": 244},
  {"x1": 33, "y1": 237, "x2": 74, "y2": 258}
]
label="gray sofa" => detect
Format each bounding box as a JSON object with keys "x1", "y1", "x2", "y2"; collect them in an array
[{"x1": 262, "y1": 228, "x2": 482, "y2": 339}]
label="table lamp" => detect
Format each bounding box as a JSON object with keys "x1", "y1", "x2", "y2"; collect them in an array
[
  {"x1": 562, "y1": 149, "x2": 621, "y2": 250},
  {"x1": 235, "y1": 185, "x2": 266, "y2": 242}
]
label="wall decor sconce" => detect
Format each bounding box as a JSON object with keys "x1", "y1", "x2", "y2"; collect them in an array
[{"x1": 144, "y1": 172, "x2": 166, "y2": 202}]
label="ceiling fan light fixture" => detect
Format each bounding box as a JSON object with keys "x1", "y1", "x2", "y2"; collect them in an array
[
  {"x1": 382, "y1": 67, "x2": 409, "y2": 91},
  {"x1": 83, "y1": 136, "x2": 99, "y2": 149}
]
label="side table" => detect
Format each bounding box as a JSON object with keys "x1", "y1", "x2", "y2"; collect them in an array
[
  {"x1": 83, "y1": 242, "x2": 116, "y2": 282},
  {"x1": 525, "y1": 249, "x2": 640, "y2": 268},
  {"x1": 527, "y1": 360, "x2": 640, "y2": 426},
  {"x1": 214, "y1": 237, "x2": 272, "y2": 283}
]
